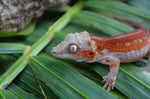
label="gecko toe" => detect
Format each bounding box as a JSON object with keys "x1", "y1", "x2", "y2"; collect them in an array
[
  {"x1": 103, "y1": 82, "x2": 108, "y2": 89},
  {"x1": 102, "y1": 75, "x2": 116, "y2": 91},
  {"x1": 107, "y1": 86, "x2": 111, "y2": 92},
  {"x1": 102, "y1": 76, "x2": 107, "y2": 83}
]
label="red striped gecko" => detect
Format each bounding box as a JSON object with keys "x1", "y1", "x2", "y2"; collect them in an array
[{"x1": 51, "y1": 17, "x2": 150, "y2": 91}]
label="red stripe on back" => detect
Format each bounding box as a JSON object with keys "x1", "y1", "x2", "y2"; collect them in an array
[{"x1": 89, "y1": 29, "x2": 149, "y2": 53}]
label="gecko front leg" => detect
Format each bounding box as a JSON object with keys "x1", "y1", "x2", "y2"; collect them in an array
[{"x1": 100, "y1": 55, "x2": 120, "y2": 91}]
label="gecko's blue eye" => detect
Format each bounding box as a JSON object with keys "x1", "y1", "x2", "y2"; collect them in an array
[{"x1": 68, "y1": 44, "x2": 78, "y2": 53}]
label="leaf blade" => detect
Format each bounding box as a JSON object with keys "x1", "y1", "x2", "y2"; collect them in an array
[
  {"x1": 0, "y1": 43, "x2": 27, "y2": 54},
  {"x1": 29, "y1": 55, "x2": 116, "y2": 99}
]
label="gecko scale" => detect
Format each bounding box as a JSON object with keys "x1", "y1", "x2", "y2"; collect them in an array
[{"x1": 51, "y1": 16, "x2": 150, "y2": 91}]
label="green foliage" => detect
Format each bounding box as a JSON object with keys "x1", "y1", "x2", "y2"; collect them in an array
[
  {"x1": 0, "y1": 43, "x2": 27, "y2": 54},
  {"x1": 0, "y1": 0, "x2": 150, "y2": 98}
]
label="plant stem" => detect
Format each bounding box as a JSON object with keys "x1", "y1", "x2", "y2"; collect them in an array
[{"x1": 0, "y1": 0, "x2": 83, "y2": 89}]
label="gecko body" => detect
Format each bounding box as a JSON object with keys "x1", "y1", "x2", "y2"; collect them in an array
[{"x1": 51, "y1": 17, "x2": 150, "y2": 91}]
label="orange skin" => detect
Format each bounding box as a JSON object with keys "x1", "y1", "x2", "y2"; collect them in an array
[{"x1": 89, "y1": 30, "x2": 149, "y2": 53}]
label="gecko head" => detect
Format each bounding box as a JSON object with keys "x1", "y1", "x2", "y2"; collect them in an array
[{"x1": 51, "y1": 31, "x2": 97, "y2": 62}]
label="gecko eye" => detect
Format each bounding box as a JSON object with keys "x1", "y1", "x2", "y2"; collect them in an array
[{"x1": 68, "y1": 44, "x2": 78, "y2": 53}]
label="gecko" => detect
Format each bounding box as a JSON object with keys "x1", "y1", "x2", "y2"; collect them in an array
[{"x1": 51, "y1": 16, "x2": 150, "y2": 91}]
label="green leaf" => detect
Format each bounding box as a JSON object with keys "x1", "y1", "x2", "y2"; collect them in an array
[
  {"x1": 0, "y1": 1, "x2": 83, "y2": 89},
  {"x1": 127, "y1": 0, "x2": 150, "y2": 11},
  {"x1": 0, "y1": 20, "x2": 36, "y2": 37},
  {"x1": 0, "y1": 54, "x2": 59, "y2": 99},
  {"x1": 0, "y1": 43, "x2": 27, "y2": 54},
  {"x1": 120, "y1": 64, "x2": 150, "y2": 89},
  {"x1": 85, "y1": 1, "x2": 150, "y2": 19},
  {"x1": 29, "y1": 55, "x2": 116, "y2": 99},
  {"x1": 8, "y1": 84, "x2": 39, "y2": 99},
  {"x1": 18, "y1": 68, "x2": 59, "y2": 98},
  {"x1": 84, "y1": 0, "x2": 150, "y2": 29},
  {"x1": 0, "y1": 89, "x2": 19, "y2": 99},
  {"x1": 73, "y1": 11, "x2": 134, "y2": 35},
  {"x1": 92, "y1": 64, "x2": 150, "y2": 99}
]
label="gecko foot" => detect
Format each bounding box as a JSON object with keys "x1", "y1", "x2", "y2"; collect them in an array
[{"x1": 102, "y1": 75, "x2": 116, "y2": 91}]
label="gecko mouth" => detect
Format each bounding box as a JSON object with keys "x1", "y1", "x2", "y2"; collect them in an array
[
  {"x1": 51, "y1": 52, "x2": 84, "y2": 62},
  {"x1": 51, "y1": 47, "x2": 85, "y2": 62},
  {"x1": 52, "y1": 53, "x2": 83, "y2": 60}
]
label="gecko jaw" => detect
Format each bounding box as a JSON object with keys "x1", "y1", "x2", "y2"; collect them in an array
[{"x1": 51, "y1": 47, "x2": 85, "y2": 62}]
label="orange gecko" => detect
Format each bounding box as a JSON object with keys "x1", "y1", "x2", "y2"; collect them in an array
[{"x1": 51, "y1": 16, "x2": 150, "y2": 91}]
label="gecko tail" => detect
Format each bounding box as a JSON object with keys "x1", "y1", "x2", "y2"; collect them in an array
[{"x1": 114, "y1": 16, "x2": 149, "y2": 37}]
